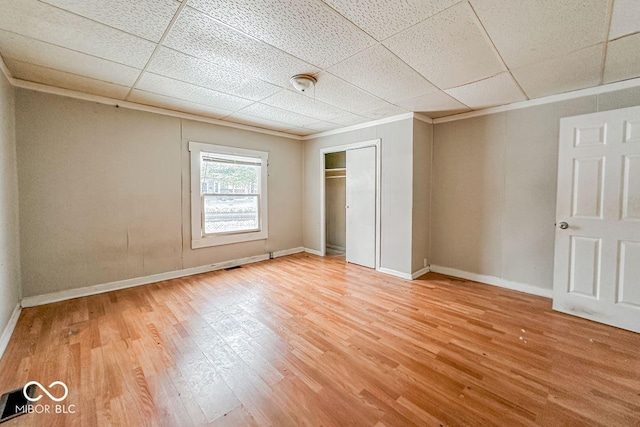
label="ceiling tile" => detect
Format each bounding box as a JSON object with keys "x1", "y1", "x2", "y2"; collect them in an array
[
  {"x1": 187, "y1": 0, "x2": 375, "y2": 68},
  {"x1": 329, "y1": 114, "x2": 370, "y2": 126},
  {"x1": 136, "y1": 72, "x2": 253, "y2": 111},
  {"x1": 0, "y1": 0, "x2": 156, "y2": 68},
  {"x1": 358, "y1": 103, "x2": 408, "y2": 120},
  {"x1": 512, "y1": 44, "x2": 604, "y2": 99},
  {"x1": 384, "y1": 2, "x2": 504, "y2": 89},
  {"x1": 148, "y1": 47, "x2": 281, "y2": 101},
  {"x1": 312, "y1": 72, "x2": 390, "y2": 114},
  {"x1": 236, "y1": 103, "x2": 317, "y2": 127},
  {"x1": 302, "y1": 121, "x2": 342, "y2": 132},
  {"x1": 40, "y1": 0, "x2": 180, "y2": 42},
  {"x1": 327, "y1": 44, "x2": 438, "y2": 103},
  {"x1": 445, "y1": 72, "x2": 527, "y2": 109},
  {"x1": 604, "y1": 33, "x2": 640, "y2": 84},
  {"x1": 225, "y1": 112, "x2": 295, "y2": 132},
  {"x1": 0, "y1": 30, "x2": 141, "y2": 87},
  {"x1": 470, "y1": 0, "x2": 609, "y2": 69},
  {"x1": 260, "y1": 90, "x2": 348, "y2": 122},
  {"x1": 321, "y1": 0, "x2": 462, "y2": 41},
  {"x1": 128, "y1": 90, "x2": 234, "y2": 119},
  {"x1": 395, "y1": 90, "x2": 469, "y2": 117},
  {"x1": 5, "y1": 58, "x2": 130, "y2": 99},
  {"x1": 163, "y1": 7, "x2": 319, "y2": 88},
  {"x1": 609, "y1": 0, "x2": 640, "y2": 40}
]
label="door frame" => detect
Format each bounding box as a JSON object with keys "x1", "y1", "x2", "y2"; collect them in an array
[{"x1": 320, "y1": 139, "x2": 381, "y2": 270}]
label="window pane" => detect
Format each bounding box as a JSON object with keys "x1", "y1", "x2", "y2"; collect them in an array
[
  {"x1": 200, "y1": 157, "x2": 259, "y2": 195},
  {"x1": 203, "y1": 195, "x2": 259, "y2": 234}
]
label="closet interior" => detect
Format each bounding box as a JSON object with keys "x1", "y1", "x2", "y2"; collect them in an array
[{"x1": 324, "y1": 151, "x2": 346, "y2": 256}]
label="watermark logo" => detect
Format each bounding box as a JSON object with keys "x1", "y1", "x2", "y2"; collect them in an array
[
  {"x1": 23, "y1": 381, "x2": 69, "y2": 402},
  {"x1": 17, "y1": 380, "x2": 76, "y2": 415}
]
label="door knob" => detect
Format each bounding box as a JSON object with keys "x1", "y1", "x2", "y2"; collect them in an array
[{"x1": 558, "y1": 222, "x2": 569, "y2": 229}]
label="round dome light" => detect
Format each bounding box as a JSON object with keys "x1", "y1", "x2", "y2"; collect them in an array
[{"x1": 290, "y1": 74, "x2": 317, "y2": 93}]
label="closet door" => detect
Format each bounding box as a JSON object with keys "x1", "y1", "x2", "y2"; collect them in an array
[{"x1": 346, "y1": 146, "x2": 376, "y2": 268}]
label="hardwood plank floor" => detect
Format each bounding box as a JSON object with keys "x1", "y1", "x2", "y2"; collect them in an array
[{"x1": 1, "y1": 253, "x2": 639, "y2": 426}]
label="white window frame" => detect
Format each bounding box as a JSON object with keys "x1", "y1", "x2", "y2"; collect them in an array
[{"x1": 189, "y1": 141, "x2": 268, "y2": 249}]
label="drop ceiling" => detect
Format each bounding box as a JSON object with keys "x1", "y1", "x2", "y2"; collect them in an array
[{"x1": 0, "y1": 0, "x2": 639, "y2": 136}]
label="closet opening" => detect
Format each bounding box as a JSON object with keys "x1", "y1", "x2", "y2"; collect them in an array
[
  {"x1": 320, "y1": 140, "x2": 380, "y2": 269},
  {"x1": 324, "y1": 151, "x2": 346, "y2": 257}
]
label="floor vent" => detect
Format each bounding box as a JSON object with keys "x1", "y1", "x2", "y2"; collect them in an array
[
  {"x1": 224, "y1": 265, "x2": 242, "y2": 271},
  {"x1": 0, "y1": 385, "x2": 35, "y2": 423}
]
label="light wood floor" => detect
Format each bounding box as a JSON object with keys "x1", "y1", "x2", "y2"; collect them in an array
[{"x1": 1, "y1": 254, "x2": 639, "y2": 426}]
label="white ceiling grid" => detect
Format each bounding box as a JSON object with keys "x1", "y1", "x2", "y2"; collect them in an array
[{"x1": 0, "y1": 0, "x2": 638, "y2": 136}]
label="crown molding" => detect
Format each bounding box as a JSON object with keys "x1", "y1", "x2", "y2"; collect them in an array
[
  {"x1": 413, "y1": 113, "x2": 434, "y2": 124},
  {"x1": 6, "y1": 70, "x2": 422, "y2": 141},
  {"x1": 10, "y1": 78, "x2": 304, "y2": 140},
  {"x1": 301, "y1": 112, "x2": 416, "y2": 140},
  {"x1": 433, "y1": 77, "x2": 640, "y2": 124},
  {"x1": 6, "y1": 53, "x2": 639, "y2": 135},
  {"x1": 0, "y1": 55, "x2": 15, "y2": 85}
]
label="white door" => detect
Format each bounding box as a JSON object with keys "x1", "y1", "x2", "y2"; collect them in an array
[
  {"x1": 346, "y1": 146, "x2": 376, "y2": 268},
  {"x1": 554, "y1": 105, "x2": 640, "y2": 333}
]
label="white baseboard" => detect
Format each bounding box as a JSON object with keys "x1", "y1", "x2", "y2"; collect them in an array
[
  {"x1": 411, "y1": 266, "x2": 431, "y2": 279},
  {"x1": 377, "y1": 266, "x2": 431, "y2": 280},
  {"x1": 304, "y1": 248, "x2": 323, "y2": 256},
  {"x1": 377, "y1": 267, "x2": 413, "y2": 280},
  {"x1": 273, "y1": 246, "x2": 305, "y2": 257},
  {"x1": 21, "y1": 247, "x2": 305, "y2": 308},
  {"x1": 376, "y1": 267, "x2": 431, "y2": 280},
  {"x1": 429, "y1": 265, "x2": 553, "y2": 298},
  {"x1": 0, "y1": 303, "x2": 21, "y2": 360},
  {"x1": 326, "y1": 244, "x2": 345, "y2": 252}
]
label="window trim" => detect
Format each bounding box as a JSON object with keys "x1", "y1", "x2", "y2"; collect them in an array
[{"x1": 189, "y1": 141, "x2": 268, "y2": 249}]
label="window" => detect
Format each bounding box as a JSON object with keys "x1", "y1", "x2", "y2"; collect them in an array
[{"x1": 189, "y1": 142, "x2": 268, "y2": 248}]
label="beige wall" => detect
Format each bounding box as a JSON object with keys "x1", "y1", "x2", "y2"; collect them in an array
[
  {"x1": 411, "y1": 119, "x2": 432, "y2": 273},
  {"x1": 303, "y1": 119, "x2": 415, "y2": 275},
  {"x1": 430, "y1": 86, "x2": 640, "y2": 290},
  {"x1": 16, "y1": 90, "x2": 303, "y2": 298},
  {"x1": 11, "y1": 82, "x2": 640, "y2": 299},
  {"x1": 0, "y1": 71, "x2": 20, "y2": 335}
]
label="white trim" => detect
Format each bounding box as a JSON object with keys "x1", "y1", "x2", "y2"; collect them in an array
[
  {"x1": 411, "y1": 266, "x2": 431, "y2": 279},
  {"x1": 377, "y1": 267, "x2": 412, "y2": 280},
  {"x1": 11, "y1": 79, "x2": 302, "y2": 140},
  {"x1": 273, "y1": 246, "x2": 304, "y2": 257},
  {"x1": 0, "y1": 303, "x2": 21, "y2": 361},
  {"x1": 304, "y1": 247, "x2": 323, "y2": 256},
  {"x1": 376, "y1": 266, "x2": 430, "y2": 280},
  {"x1": 189, "y1": 141, "x2": 269, "y2": 249},
  {"x1": 7, "y1": 70, "x2": 640, "y2": 137},
  {"x1": 433, "y1": 77, "x2": 640, "y2": 124},
  {"x1": 21, "y1": 248, "x2": 304, "y2": 307},
  {"x1": 0, "y1": 56, "x2": 15, "y2": 85},
  {"x1": 413, "y1": 113, "x2": 434, "y2": 124},
  {"x1": 303, "y1": 113, "x2": 414, "y2": 140},
  {"x1": 320, "y1": 139, "x2": 382, "y2": 270},
  {"x1": 429, "y1": 265, "x2": 553, "y2": 298}
]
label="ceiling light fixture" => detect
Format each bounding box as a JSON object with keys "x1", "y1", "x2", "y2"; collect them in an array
[{"x1": 290, "y1": 74, "x2": 317, "y2": 93}]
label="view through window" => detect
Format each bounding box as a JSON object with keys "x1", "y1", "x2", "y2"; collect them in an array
[{"x1": 200, "y1": 152, "x2": 261, "y2": 234}]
